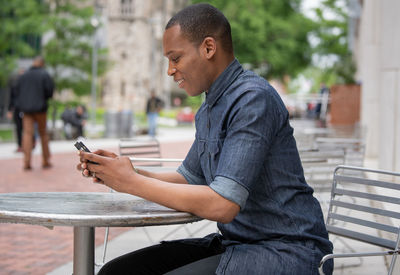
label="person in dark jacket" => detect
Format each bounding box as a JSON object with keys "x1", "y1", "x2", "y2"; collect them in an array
[
  {"x1": 16, "y1": 56, "x2": 54, "y2": 170},
  {"x1": 61, "y1": 105, "x2": 88, "y2": 139},
  {"x1": 7, "y1": 69, "x2": 25, "y2": 152}
]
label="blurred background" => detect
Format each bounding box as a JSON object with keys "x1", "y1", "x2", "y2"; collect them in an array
[{"x1": 0, "y1": 0, "x2": 399, "y2": 172}]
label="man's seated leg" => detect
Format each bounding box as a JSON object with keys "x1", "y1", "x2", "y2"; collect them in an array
[
  {"x1": 165, "y1": 254, "x2": 221, "y2": 275},
  {"x1": 98, "y1": 238, "x2": 224, "y2": 275}
]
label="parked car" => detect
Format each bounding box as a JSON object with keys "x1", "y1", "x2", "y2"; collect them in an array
[{"x1": 176, "y1": 107, "x2": 195, "y2": 124}]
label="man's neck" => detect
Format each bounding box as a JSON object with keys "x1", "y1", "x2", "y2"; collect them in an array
[{"x1": 211, "y1": 54, "x2": 235, "y2": 84}]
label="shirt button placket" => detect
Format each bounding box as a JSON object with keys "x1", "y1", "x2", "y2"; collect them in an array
[{"x1": 207, "y1": 105, "x2": 213, "y2": 179}]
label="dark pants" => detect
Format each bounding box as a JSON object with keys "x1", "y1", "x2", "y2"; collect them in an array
[
  {"x1": 98, "y1": 240, "x2": 225, "y2": 275},
  {"x1": 13, "y1": 109, "x2": 23, "y2": 148}
]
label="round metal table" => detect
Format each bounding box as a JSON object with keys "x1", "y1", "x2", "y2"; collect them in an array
[{"x1": 0, "y1": 192, "x2": 202, "y2": 275}]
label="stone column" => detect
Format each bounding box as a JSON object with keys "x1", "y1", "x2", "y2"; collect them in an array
[
  {"x1": 359, "y1": 0, "x2": 400, "y2": 172},
  {"x1": 378, "y1": 0, "x2": 400, "y2": 172},
  {"x1": 359, "y1": 0, "x2": 381, "y2": 158}
]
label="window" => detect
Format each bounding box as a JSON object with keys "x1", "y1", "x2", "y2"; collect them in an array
[{"x1": 120, "y1": 0, "x2": 133, "y2": 15}]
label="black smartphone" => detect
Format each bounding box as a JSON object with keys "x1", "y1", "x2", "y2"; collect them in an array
[
  {"x1": 74, "y1": 141, "x2": 91, "y2": 153},
  {"x1": 74, "y1": 141, "x2": 98, "y2": 164}
]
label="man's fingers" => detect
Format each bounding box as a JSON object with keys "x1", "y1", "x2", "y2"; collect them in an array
[
  {"x1": 92, "y1": 149, "x2": 106, "y2": 155},
  {"x1": 79, "y1": 151, "x2": 104, "y2": 164},
  {"x1": 81, "y1": 168, "x2": 91, "y2": 177},
  {"x1": 93, "y1": 149, "x2": 118, "y2": 158},
  {"x1": 92, "y1": 176, "x2": 103, "y2": 184},
  {"x1": 86, "y1": 162, "x2": 100, "y2": 173}
]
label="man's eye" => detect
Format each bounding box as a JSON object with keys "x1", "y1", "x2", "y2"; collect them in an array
[{"x1": 172, "y1": 56, "x2": 180, "y2": 63}]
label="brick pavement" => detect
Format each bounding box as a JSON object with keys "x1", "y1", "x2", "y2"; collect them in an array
[{"x1": 0, "y1": 139, "x2": 193, "y2": 275}]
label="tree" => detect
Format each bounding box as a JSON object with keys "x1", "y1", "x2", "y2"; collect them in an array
[
  {"x1": 191, "y1": 0, "x2": 316, "y2": 80},
  {"x1": 0, "y1": 0, "x2": 47, "y2": 87},
  {"x1": 0, "y1": 0, "x2": 108, "y2": 106},
  {"x1": 44, "y1": 0, "x2": 108, "y2": 97},
  {"x1": 312, "y1": 0, "x2": 356, "y2": 84},
  {"x1": 41, "y1": 0, "x2": 108, "y2": 132}
]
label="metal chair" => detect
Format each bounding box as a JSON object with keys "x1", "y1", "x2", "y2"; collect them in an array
[
  {"x1": 300, "y1": 148, "x2": 346, "y2": 193},
  {"x1": 98, "y1": 137, "x2": 165, "y2": 267},
  {"x1": 119, "y1": 137, "x2": 162, "y2": 166},
  {"x1": 319, "y1": 165, "x2": 400, "y2": 274},
  {"x1": 315, "y1": 137, "x2": 365, "y2": 167},
  {"x1": 299, "y1": 148, "x2": 346, "y2": 217}
]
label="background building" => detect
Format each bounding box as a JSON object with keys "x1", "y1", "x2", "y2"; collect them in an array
[
  {"x1": 97, "y1": 0, "x2": 187, "y2": 113},
  {"x1": 355, "y1": 0, "x2": 400, "y2": 172}
]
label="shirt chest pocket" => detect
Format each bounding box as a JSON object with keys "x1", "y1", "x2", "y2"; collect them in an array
[{"x1": 197, "y1": 139, "x2": 223, "y2": 182}]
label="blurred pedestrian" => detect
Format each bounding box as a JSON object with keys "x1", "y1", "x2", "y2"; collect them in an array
[
  {"x1": 315, "y1": 83, "x2": 330, "y2": 120},
  {"x1": 61, "y1": 105, "x2": 88, "y2": 139},
  {"x1": 7, "y1": 69, "x2": 25, "y2": 153},
  {"x1": 146, "y1": 90, "x2": 164, "y2": 137},
  {"x1": 16, "y1": 56, "x2": 54, "y2": 170},
  {"x1": 7, "y1": 69, "x2": 38, "y2": 153}
]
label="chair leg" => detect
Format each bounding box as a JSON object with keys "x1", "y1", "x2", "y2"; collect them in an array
[
  {"x1": 101, "y1": 227, "x2": 110, "y2": 264},
  {"x1": 388, "y1": 231, "x2": 400, "y2": 275}
]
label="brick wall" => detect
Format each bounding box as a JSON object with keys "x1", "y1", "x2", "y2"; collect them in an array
[{"x1": 329, "y1": 84, "x2": 361, "y2": 126}]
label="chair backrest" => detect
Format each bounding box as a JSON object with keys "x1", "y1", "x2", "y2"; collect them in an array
[
  {"x1": 326, "y1": 165, "x2": 400, "y2": 250},
  {"x1": 315, "y1": 137, "x2": 365, "y2": 167},
  {"x1": 119, "y1": 137, "x2": 162, "y2": 166},
  {"x1": 299, "y1": 148, "x2": 346, "y2": 192}
]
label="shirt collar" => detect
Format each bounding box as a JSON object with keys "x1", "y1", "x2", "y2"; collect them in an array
[{"x1": 206, "y1": 59, "x2": 243, "y2": 107}]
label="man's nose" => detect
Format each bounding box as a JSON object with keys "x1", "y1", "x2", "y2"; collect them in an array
[{"x1": 167, "y1": 62, "x2": 176, "y2": 76}]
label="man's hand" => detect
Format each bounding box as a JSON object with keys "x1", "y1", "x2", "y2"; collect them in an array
[
  {"x1": 77, "y1": 149, "x2": 137, "y2": 189},
  {"x1": 77, "y1": 149, "x2": 117, "y2": 183}
]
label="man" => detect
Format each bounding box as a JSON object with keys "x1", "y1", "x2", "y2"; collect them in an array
[
  {"x1": 315, "y1": 83, "x2": 330, "y2": 124},
  {"x1": 78, "y1": 4, "x2": 333, "y2": 274},
  {"x1": 61, "y1": 105, "x2": 87, "y2": 139},
  {"x1": 7, "y1": 68, "x2": 25, "y2": 153},
  {"x1": 17, "y1": 56, "x2": 54, "y2": 170},
  {"x1": 146, "y1": 90, "x2": 164, "y2": 137}
]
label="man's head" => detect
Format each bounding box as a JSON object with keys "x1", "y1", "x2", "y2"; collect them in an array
[
  {"x1": 76, "y1": 105, "x2": 85, "y2": 115},
  {"x1": 163, "y1": 4, "x2": 234, "y2": 96},
  {"x1": 33, "y1": 56, "x2": 45, "y2": 68},
  {"x1": 165, "y1": 3, "x2": 233, "y2": 54}
]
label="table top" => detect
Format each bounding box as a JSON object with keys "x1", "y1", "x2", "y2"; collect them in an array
[{"x1": 0, "y1": 192, "x2": 202, "y2": 227}]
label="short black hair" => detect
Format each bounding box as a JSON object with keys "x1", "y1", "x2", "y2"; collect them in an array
[{"x1": 165, "y1": 3, "x2": 233, "y2": 54}]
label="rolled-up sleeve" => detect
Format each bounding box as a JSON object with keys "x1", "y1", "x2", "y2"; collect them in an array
[
  {"x1": 177, "y1": 164, "x2": 206, "y2": 186},
  {"x1": 178, "y1": 164, "x2": 248, "y2": 209},
  {"x1": 210, "y1": 176, "x2": 249, "y2": 209}
]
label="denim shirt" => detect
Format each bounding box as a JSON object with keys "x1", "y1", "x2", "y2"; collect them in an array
[{"x1": 177, "y1": 59, "x2": 333, "y2": 272}]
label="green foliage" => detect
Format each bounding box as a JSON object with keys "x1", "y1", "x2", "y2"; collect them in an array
[
  {"x1": 0, "y1": 128, "x2": 14, "y2": 142},
  {"x1": 288, "y1": 66, "x2": 338, "y2": 95},
  {"x1": 159, "y1": 109, "x2": 177, "y2": 119},
  {"x1": 312, "y1": 0, "x2": 356, "y2": 84},
  {"x1": 44, "y1": 0, "x2": 108, "y2": 96},
  {"x1": 183, "y1": 94, "x2": 203, "y2": 111},
  {"x1": 313, "y1": 0, "x2": 348, "y2": 57},
  {"x1": 191, "y1": 0, "x2": 316, "y2": 80},
  {"x1": 0, "y1": 0, "x2": 108, "y2": 96},
  {"x1": 0, "y1": 0, "x2": 47, "y2": 86}
]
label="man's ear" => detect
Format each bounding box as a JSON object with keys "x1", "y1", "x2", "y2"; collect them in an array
[{"x1": 201, "y1": 37, "x2": 217, "y2": 59}]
